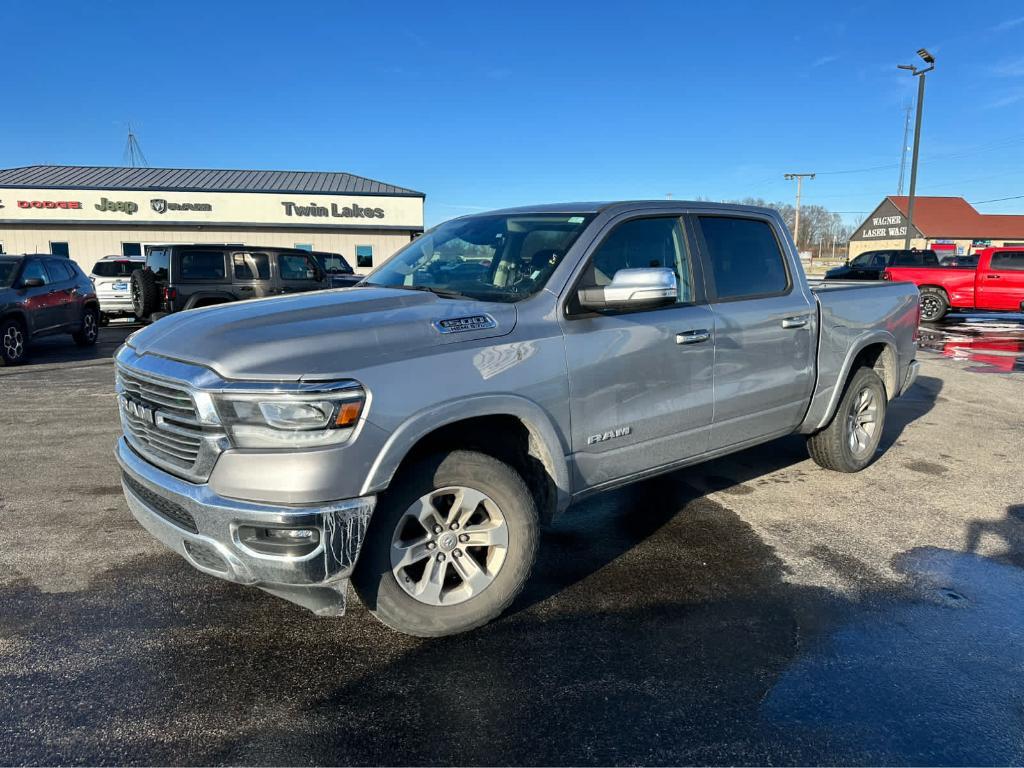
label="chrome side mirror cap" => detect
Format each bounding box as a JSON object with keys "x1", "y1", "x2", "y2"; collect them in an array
[{"x1": 577, "y1": 267, "x2": 678, "y2": 311}]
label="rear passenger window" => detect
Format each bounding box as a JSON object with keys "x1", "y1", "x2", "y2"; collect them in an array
[
  {"x1": 278, "y1": 253, "x2": 318, "y2": 281},
  {"x1": 697, "y1": 216, "x2": 789, "y2": 300},
  {"x1": 233, "y1": 253, "x2": 270, "y2": 280},
  {"x1": 179, "y1": 251, "x2": 227, "y2": 281},
  {"x1": 991, "y1": 251, "x2": 1024, "y2": 271},
  {"x1": 580, "y1": 217, "x2": 694, "y2": 305},
  {"x1": 47, "y1": 260, "x2": 75, "y2": 281}
]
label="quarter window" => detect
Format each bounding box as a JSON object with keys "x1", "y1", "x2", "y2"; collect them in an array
[
  {"x1": 991, "y1": 251, "x2": 1024, "y2": 271},
  {"x1": 179, "y1": 251, "x2": 227, "y2": 281},
  {"x1": 697, "y1": 216, "x2": 789, "y2": 300},
  {"x1": 578, "y1": 217, "x2": 694, "y2": 305},
  {"x1": 147, "y1": 249, "x2": 170, "y2": 281}
]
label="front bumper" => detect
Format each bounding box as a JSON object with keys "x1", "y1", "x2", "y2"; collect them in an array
[{"x1": 116, "y1": 437, "x2": 376, "y2": 615}]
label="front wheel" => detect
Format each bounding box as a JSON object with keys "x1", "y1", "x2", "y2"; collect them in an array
[
  {"x1": 353, "y1": 450, "x2": 539, "y2": 637},
  {"x1": 807, "y1": 366, "x2": 887, "y2": 473},
  {"x1": 1, "y1": 317, "x2": 29, "y2": 365}
]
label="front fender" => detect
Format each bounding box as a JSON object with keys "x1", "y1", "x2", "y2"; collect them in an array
[{"x1": 359, "y1": 394, "x2": 572, "y2": 513}]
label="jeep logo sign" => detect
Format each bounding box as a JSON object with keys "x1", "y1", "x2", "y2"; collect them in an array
[{"x1": 96, "y1": 197, "x2": 139, "y2": 215}]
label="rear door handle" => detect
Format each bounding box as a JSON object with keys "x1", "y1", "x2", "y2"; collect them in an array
[
  {"x1": 676, "y1": 329, "x2": 711, "y2": 345},
  {"x1": 782, "y1": 316, "x2": 809, "y2": 328},
  {"x1": 986, "y1": 275, "x2": 1001, "y2": 279}
]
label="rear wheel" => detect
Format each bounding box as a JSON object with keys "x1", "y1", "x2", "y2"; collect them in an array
[
  {"x1": 918, "y1": 287, "x2": 948, "y2": 323},
  {"x1": 0, "y1": 317, "x2": 28, "y2": 365},
  {"x1": 353, "y1": 450, "x2": 539, "y2": 637},
  {"x1": 807, "y1": 367, "x2": 887, "y2": 473},
  {"x1": 73, "y1": 306, "x2": 99, "y2": 346}
]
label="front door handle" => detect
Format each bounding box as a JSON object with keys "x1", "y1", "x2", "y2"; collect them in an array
[
  {"x1": 782, "y1": 316, "x2": 809, "y2": 328},
  {"x1": 676, "y1": 329, "x2": 711, "y2": 345},
  {"x1": 986, "y1": 275, "x2": 1001, "y2": 280}
]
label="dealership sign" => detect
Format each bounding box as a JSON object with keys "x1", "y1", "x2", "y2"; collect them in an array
[{"x1": 0, "y1": 187, "x2": 423, "y2": 228}]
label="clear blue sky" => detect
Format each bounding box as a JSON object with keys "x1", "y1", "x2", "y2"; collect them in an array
[{"x1": 2, "y1": 0, "x2": 1023, "y2": 227}]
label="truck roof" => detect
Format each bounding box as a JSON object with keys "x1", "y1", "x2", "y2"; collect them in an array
[{"x1": 480, "y1": 200, "x2": 780, "y2": 218}]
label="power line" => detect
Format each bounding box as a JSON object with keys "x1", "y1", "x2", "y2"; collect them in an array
[{"x1": 970, "y1": 194, "x2": 1024, "y2": 204}]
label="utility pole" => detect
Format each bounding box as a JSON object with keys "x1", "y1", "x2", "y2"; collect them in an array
[
  {"x1": 898, "y1": 49, "x2": 935, "y2": 249},
  {"x1": 784, "y1": 172, "x2": 815, "y2": 255},
  {"x1": 897, "y1": 104, "x2": 912, "y2": 195}
]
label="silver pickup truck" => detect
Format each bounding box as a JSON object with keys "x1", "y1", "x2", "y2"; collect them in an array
[{"x1": 115, "y1": 201, "x2": 920, "y2": 636}]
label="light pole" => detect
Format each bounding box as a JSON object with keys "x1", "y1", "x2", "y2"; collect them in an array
[
  {"x1": 898, "y1": 48, "x2": 935, "y2": 250},
  {"x1": 784, "y1": 172, "x2": 815, "y2": 255}
]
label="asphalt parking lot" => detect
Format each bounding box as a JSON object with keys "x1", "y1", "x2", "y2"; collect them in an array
[{"x1": 1, "y1": 317, "x2": 1022, "y2": 765}]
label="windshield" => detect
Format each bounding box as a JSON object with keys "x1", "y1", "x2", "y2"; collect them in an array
[
  {"x1": 92, "y1": 260, "x2": 141, "y2": 277},
  {"x1": 365, "y1": 213, "x2": 594, "y2": 302},
  {"x1": 0, "y1": 259, "x2": 18, "y2": 288}
]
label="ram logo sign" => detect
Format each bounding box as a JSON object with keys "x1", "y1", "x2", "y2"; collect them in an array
[{"x1": 587, "y1": 426, "x2": 632, "y2": 445}]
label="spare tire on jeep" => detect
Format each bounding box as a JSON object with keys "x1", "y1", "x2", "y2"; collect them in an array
[{"x1": 131, "y1": 269, "x2": 159, "y2": 319}]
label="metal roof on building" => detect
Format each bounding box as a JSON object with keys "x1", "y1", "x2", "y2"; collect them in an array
[
  {"x1": 887, "y1": 196, "x2": 1024, "y2": 239},
  {"x1": 0, "y1": 165, "x2": 424, "y2": 197}
]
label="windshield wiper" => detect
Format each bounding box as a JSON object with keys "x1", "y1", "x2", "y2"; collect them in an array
[{"x1": 384, "y1": 284, "x2": 472, "y2": 300}]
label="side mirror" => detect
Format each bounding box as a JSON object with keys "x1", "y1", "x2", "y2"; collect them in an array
[
  {"x1": 577, "y1": 267, "x2": 678, "y2": 311},
  {"x1": 21, "y1": 277, "x2": 45, "y2": 288}
]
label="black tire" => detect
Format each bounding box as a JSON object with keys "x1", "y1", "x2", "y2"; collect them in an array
[
  {"x1": 0, "y1": 317, "x2": 29, "y2": 365},
  {"x1": 353, "y1": 450, "x2": 539, "y2": 637},
  {"x1": 919, "y1": 287, "x2": 948, "y2": 323},
  {"x1": 131, "y1": 268, "x2": 159, "y2": 319},
  {"x1": 807, "y1": 367, "x2": 887, "y2": 473},
  {"x1": 72, "y1": 306, "x2": 100, "y2": 347}
]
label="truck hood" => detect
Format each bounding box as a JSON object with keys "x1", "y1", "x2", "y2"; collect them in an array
[{"x1": 126, "y1": 286, "x2": 517, "y2": 381}]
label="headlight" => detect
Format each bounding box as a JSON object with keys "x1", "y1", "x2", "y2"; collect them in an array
[{"x1": 213, "y1": 386, "x2": 365, "y2": 449}]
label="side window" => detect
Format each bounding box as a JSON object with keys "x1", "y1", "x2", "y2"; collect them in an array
[
  {"x1": 21, "y1": 259, "x2": 49, "y2": 285},
  {"x1": 870, "y1": 253, "x2": 887, "y2": 268},
  {"x1": 47, "y1": 260, "x2": 74, "y2": 281},
  {"x1": 922, "y1": 251, "x2": 939, "y2": 266},
  {"x1": 579, "y1": 217, "x2": 693, "y2": 304},
  {"x1": 697, "y1": 216, "x2": 789, "y2": 300},
  {"x1": 991, "y1": 251, "x2": 1024, "y2": 271},
  {"x1": 278, "y1": 253, "x2": 318, "y2": 281},
  {"x1": 147, "y1": 249, "x2": 170, "y2": 280},
  {"x1": 179, "y1": 251, "x2": 227, "y2": 281},
  {"x1": 232, "y1": 252, "x2": 270, "y2": 280}
]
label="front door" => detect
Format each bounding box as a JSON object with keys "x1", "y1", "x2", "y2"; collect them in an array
[
  {"x1": 276, "y1": 252, "x2": 322, "y2": 294},
  {"x1": 690, "y1": 214, "x2": 817, "y2": 451},
  {"x1": 976, "y1": 250, "x2": 1024, "y2": 311},
  {"x1": 560, "y1": 215, "x2": 715, "y2": 491}
]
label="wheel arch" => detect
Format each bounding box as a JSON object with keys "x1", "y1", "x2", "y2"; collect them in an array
[
  {"x1": 807, "y1": 333, "x2": 900, "y2": 432},
  {"x1": 360, "y1": 396, "x2": 572, "y2": 523},
  {"x1": 184, "y1": 292, "x2": 236, "y2": 310}
]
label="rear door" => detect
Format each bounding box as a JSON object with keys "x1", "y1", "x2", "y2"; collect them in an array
[
  {"x1": 231, "y1": 252, "x2": 274, "y2": 300},
  {"x1": 44, "y1": 258, "x2": 78, "y2": 329},
  {"x1": 275, "y1": 252, "x2": 323, "y2": 294},
  {"x1": 977, "y1": 250, "x2": 1024, "y2": 310},
  {"x1": 691, "y1": 213, "x2": 816, "y2": 451}
]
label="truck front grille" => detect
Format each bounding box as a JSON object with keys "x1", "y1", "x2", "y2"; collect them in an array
[{"x1": 117, "y1": 366, "x2": 207, "y2": 477}]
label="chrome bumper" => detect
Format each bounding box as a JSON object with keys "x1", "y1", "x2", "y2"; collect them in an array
[
  {"x1": 98, "y1": 295, "x2": 134, "y2": 312},
  {"x1": 116, "y1": 437, "x2": 376, "y2": 615},
  {"x1": 900, "y1": 359, "x2": 921, "y2": 396}
]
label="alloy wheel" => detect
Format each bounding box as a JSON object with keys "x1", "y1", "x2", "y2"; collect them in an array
[
  {"x1": 84, "y1": 312, "x2": 97, "y2": 342},
  {"x1": 390, "y1": 486, "x2": 509, "y2": 606},
  {"x1": 847, "y1": 387, "x2": 879, "y2": 457},
  {"x1": 2, "y1": 325, "x2": 24, "y2": 361}
]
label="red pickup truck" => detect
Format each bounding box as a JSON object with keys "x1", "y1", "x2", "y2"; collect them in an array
[{"x1": 883, "y1": 246, "x2": 1024, "y2": 321}]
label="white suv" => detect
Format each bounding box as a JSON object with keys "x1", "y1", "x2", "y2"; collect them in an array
[{"x1": 90, "y1": 255, "x2": 144, "y2": 324}]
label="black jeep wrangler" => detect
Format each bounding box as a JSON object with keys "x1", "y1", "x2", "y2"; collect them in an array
[{"x1": 131, "y1": 244, "x2": 332, "y2": 321}]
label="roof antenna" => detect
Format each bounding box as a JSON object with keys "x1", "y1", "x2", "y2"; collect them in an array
[{"x1": 124, "y1": 123, "x2": 148, "y2": 168}]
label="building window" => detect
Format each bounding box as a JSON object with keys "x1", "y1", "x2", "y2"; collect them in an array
[
  {"x1": 356, "y1": 245, "x2": 373, "y2": 268},
  {"x1": 50, "y1": 242, "x2": 70, "y2": 258},
  {"x1": 0, "y1": 243, "x2": 5, "y2": 254},
  {"x1": 122, "y1": 242, "x2": 142, "y2": 257},
  {"x1": 294, "y1": 243, "x2": 313, "y2": 252}
]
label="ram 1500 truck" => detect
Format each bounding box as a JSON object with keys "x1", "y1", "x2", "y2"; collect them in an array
[
  {"x1": 115, "y1": 201, "x2": 921, "y2": 636},
  {"x1": 883, "y1": 246, "x2": 1024, "y2": 322}
]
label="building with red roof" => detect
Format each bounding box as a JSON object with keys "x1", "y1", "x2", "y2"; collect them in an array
[{"x1": 849, "y1": 196, "x2": 1024, "y2": 259}]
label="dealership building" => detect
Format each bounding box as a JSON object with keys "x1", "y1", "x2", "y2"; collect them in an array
[
  {"x1": 0, "y1": 165, "x2": 425, "y2": 274},
  {"x1": 849, "y1": 196, "x2": 1024, "y2": 259}
]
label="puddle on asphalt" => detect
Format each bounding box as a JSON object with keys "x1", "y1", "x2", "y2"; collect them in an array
[{"x1": 919, "y1": 313, "x2": 1024, "y2": 374}]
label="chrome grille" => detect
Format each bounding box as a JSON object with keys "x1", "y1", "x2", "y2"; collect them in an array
[{"x1": 117, "y1": 366, "x2": 204, "y2": 474}]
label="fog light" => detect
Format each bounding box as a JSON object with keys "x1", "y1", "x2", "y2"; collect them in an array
[{"x1": 237, "y1": 525, "x2": 321, "y2": 557}]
